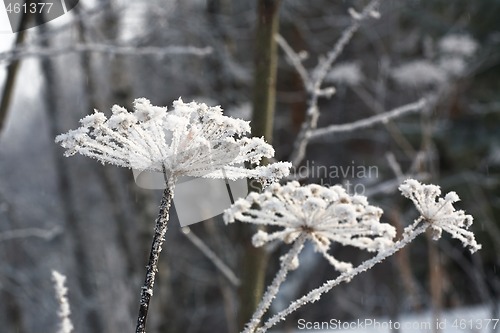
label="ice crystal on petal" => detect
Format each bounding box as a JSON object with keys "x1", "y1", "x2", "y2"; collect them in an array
[
  {"x1": 224, "y1": 182, "x2": 396, "y2": 271},
  {"x1": 56, "y1": 98, "x2": 291, "y2": 184},
  {"x1": 399, "y1": 179, "x2": 481, "y2": 253}
]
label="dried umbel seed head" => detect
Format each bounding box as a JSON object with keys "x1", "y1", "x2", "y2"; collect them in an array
[
  {"x1": 399, "y1": 179, "x2": 481, "y2": 253},
  {"x1": 224, "y1": 181, "x2": 396, "y2": 272},
  {"x1": 56, "y1": 98, "x2": 291, "y2": 184}
]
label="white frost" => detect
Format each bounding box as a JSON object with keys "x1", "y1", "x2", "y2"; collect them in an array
[
  {"x1": 326, "y1": 62, "x2": 363, "y2": 86},
  {"x1": 391, "y1": 60, "x2": 447, "y2": 87},
  {"x1": 438, "y1": 34, "x2": 478, "y2": 57},
  {"x1": 399, "y1": 179, "x2": 481, "y2": 253},
  {"x1": 56, "y1": 98, "x2": 291, "y2": 184},
  {"x1": 224, "y1": 181, "x2": 396, "y2": 271},
  {"x1": 52, "y1": 270, "x2": 73, "y2": 333}
]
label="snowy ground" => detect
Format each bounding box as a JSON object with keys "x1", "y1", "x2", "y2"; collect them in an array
[{"x1": 272, "y1": 303, "x2": 500, "y2": 333}]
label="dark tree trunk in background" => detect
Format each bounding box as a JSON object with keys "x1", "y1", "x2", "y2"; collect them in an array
[
  {"x1": 251, "y1": 0, "x2": 280, "y2": 141},
  {"x1": 237, "y1": 0, "x2": 281, "y2": 331}
]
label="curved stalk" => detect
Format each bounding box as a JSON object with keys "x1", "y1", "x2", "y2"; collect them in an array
[
  {"x1": 257, "y1": 223, "x2": 429, "y2": 333},
  {"x1": 243, "y1": 233, "x2": 307, "y2": 333}
]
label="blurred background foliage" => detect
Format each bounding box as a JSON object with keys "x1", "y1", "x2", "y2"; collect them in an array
[{"x1": 0, "y1": 0, "x2": 498, "y2": 332}]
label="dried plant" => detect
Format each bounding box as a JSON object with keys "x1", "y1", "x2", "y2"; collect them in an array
[
  {"x1": 56, "y1": 98, "x2": 291, "y2": 332},
  {"x1": 224, "y1": 179, "x2": 480, "y2": 333}
]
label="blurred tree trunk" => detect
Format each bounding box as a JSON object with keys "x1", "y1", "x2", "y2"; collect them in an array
[
  {"x1": 36, "y1": 14, "x2": 105, "y2": 333},
  {"x1": 251, "y1": 0, "x2": 280, "y2": 141},
  {"x1": 73, "y1": 3, "x2": 151, "y2": 329},
  {"x1": 0, "y1": 1, "x2": 34, "y2": 137},
  {"x1": 237, "y1": 0, "x2": 281, "y2": 331}
]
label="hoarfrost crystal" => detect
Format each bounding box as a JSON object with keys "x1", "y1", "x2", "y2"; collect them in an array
[
  {"x1": 224, "y1": 181, "x2": 396, "y2": 272},
  {"x1": 399, "y1": 179, "x2": 481, "y2": 253},
  {"x1": 56, "y1": 98, "x2": 291, "y2": 184},
  {"x1": 52, "y1": 271, "x2": 73, "y2": 333}
]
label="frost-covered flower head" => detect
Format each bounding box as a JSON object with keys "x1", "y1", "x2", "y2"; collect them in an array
[
  {"x1": 56, "y1": 98, "x2": 291, "y2": 183},
  {"x1": 224, "y1": 181, "x2": 396, "y2": 272},
  {"x1": 399, "y1": 179, "x2": 481, "y2": 253}
]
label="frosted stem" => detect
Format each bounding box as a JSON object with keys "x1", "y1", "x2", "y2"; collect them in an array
[
  {"x1": 182, "y1": 227, "x2": 241, "y2": 287},
  {"x1": 135, "y1": 175, "x2": 176, "y2": 333},
  {"x1": 256, "y1": 223, "x2": 429, "y2": 333},
  {"x1": 243, "y1": 233, "x2": 307, "y2": 333},
  {"x1": 52, "y1": 270, "x2": 74, "y2": 333},
  {"x1": 309, "y1": 98, "x2": 428, "y2": 139}
]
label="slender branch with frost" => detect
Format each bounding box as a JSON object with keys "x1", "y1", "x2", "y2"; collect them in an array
[
  {"x1": 309, "y1": 97, "x2": 428, "y2": 139},
  {"x1": 275, "y1": 35, "x2": 311, "y2": 91},
  {"x1": 224, "y1": 181, "x2": 396, "y2": 332},
  {"x1": 257, "y1": 223, "x2": 429, "y2": 333},
  {"x1": 136, "y1": 174, "x2": 175, "y2": 332},
  {"x1": 52, "y1": 271, "x2": 74, "y2": 333},
  {"x1": 224, "y1": 179, "x2": 480, "y2": 332},
  {"x1": 277, "y1": 0, "x2": 382, "y2": 166},
  {"x1": 0, "y1": 44, "x2": 213, "y2": 63},
  {"x1": 56, "y1": 98, "x2": 291, "y2": 332},
  {"x1": 0, "y1": 226, "x2": 61, "y2": 242},
  {"x1": 182, "y1": 226, "x2": 241, "y2": 287},
  {"x1": 241, "y1": 233, "x2": 307, "y2": 333}
]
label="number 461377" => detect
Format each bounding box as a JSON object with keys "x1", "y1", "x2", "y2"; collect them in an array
[{"x1": 6, "y1": 2, "x2": 53, "y2": 14}]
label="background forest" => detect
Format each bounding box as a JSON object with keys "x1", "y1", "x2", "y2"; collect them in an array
[{"x1": 0, "y1": 0, "x2": 499, "y2": 332}]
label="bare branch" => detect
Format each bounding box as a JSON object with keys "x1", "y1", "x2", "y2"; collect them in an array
[
  {"x1": 0, "y1": 226, "x2": 61, "y2": 242},
  {"x1": 182, "y1": 227, "x2": 241, "y2": 287},
  {"x1": 311, "y1": 0, "x2": 381, "y2": 89},
  {"x1": 0, "y1": 44, "x2": 213, "y2": 63},
  {"x1": 285, "y1": 0, "x2": 382, "y2": 166},
  {"x1": 275, "y1": 35, "x2": 311, "y2": 91},
  {"x1": 52, "y1": 270, "x2": 74, "y2": 333},
  {"x1": 309, "y1": 98, "x2": 428, "y2": 139}
]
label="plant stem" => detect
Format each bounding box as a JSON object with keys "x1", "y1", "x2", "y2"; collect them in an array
[
  {"x1": 243, "y1": 233, "x2": 307, "y2": 333},
  {"x1": 257, "y1": 223, "x2": 430, "y2": 333},
  {"x1": 136, "y1": 176, "x2": 176, "y2": 333}
]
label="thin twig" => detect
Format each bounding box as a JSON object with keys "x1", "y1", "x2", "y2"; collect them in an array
[
  {"x1": 311, "y1": 0, "x2": 381, "y2": 88},
  {"x1": 385, "y1": 152, "x2": 404, "y2": 181},
  {"x1": 352, "y1": 85, "x2": 417, "y2": 157},
  {"x1": 136, "y1": 176, "x2": 176, "y2": 333},
  {"x1": 0, "y1": 227, "x2": 61, "y2": 242},
  {"x1": 275, "y1": 35, "x2": 310, "y2": 91},
  {"x1": 257, "y1": 224, "x2": 429, "y2": 333},
  {"x1": 52, "y1": 270, "x2": 74, "y2": 333},
  {"x1": 0, "y1": 44, "x2": 213, "y2": 63},
  {"x1": 182, "y1": 227, "x2": 241, "y2": 287},
  {"x1": 242, "y1": 233, "x2": 307, "y2": 333},
  {"x1": 286, "y1": 0, "x2": 382, "y2": 166},
  {"x1": 309, "y1": 98, "x2": 428, "y2": 139}
]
